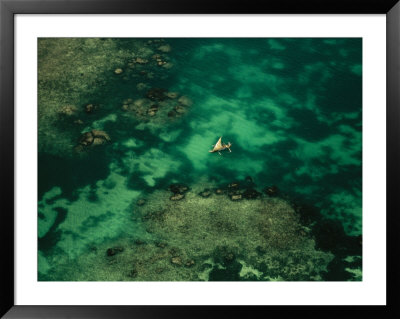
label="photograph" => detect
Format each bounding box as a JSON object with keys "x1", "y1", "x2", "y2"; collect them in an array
[{"x1": 37, "y1": 37, "x2": 363, "y2": 282}]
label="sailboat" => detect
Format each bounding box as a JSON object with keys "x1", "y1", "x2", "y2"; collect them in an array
[{"x1": 209, "y1": 137, "x2": 232, "y2": 155}]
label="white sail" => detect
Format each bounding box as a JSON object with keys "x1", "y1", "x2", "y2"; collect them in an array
[{"x1": 213, "y1": 137, "x2": 223, "y2": 150}]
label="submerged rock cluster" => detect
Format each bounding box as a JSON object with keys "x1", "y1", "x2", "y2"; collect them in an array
[{"x1": 121, "y1": 88, "x2": 192, "y2": 123}]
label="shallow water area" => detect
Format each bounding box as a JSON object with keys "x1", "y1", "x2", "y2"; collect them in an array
[{"x1": 38, "y1": 38, "x2": 362, "y2": 281}]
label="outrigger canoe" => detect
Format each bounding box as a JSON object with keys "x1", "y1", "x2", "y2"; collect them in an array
[{"x1": 209, "y1": 137, "x2": 232, "y2": 155}]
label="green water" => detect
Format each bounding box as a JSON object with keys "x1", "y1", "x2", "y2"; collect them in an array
[{"x1": 38, "y1": 38, "x2": 362, "y2": 281}]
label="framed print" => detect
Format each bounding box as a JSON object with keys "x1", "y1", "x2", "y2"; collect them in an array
[{"x1": 1, "y1": 0, "x2": 399, "y2": 318}]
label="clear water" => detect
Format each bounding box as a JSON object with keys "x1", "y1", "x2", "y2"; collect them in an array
[{"x1": 38, "y1": 38, "x2": 362, "y2": 281}]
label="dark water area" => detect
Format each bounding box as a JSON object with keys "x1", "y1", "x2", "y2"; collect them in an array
[{"x1": 38, "y1": 38, "x2": 362, "y2": 281}]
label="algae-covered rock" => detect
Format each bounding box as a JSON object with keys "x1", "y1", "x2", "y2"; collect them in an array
[
  {"x1": 229, "y1": 194, "x2": 243, "y2": 201},
  {"x1": 170, "y1": 193, "x2": 185, "y2": 201},
  {"x1": 242, "y1": 188, "x2": 261, "y2": 199},
  {"x1": 198, "y1": 189, "x2": 212, "y2": 198},
  {"x1": 147, "y1": 105, "x2": 159, "y2": 117},
  {"x1": 135, "y1": 57, "x2": 148, "y2": 64},
  {"x1": 106, "y1": 246, "x2": 124, "y2": 256},
  {"x1": 79, "y1": 131, "x2": 95, "y2": 146},
  {"x1": 264, "y1": 185, "x2": 279, "y2": 197},
  {"x1": 146, "y1": 88, "x2": 167, "y2": 101},
  {"x1": 171, "y1": 256, "x2": 183, "y2": 266},
  {"x1": 58, "y1": 105, "x2": 78, "y2": 116},
  {"x1": 174, "y1": 105, "x2": 186, "y2": 115},
  {"x1": 166, "y1": 92, "x2": 179, "y2": 99},
  {"x1": 168, "y1": 183, "x2": 189, "y2": 194},
  {"x1": 84, "y1": 104, "x2": 98, "y2": 114},
  {"x1": 77, "y1": 130, "x2": 111, "y2": 149}
]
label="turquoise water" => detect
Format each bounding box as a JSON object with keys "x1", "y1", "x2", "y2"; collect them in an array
[{"x1": 38, "y1": 38, "x2": 362, "y2": 281}]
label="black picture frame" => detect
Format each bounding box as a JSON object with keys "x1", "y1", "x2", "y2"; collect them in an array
[{"x1": 1, "y1": 0, "x2": 399, "y2": 318}]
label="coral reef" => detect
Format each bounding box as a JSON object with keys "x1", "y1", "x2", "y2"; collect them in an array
[
  {"x1": 38, "y1": 38, "x2": 184, "y2": 157},
  {"x1": 40, "y1": 177, "x2": 336, "y2": 281},
  {"x1": 98, "y1": 178, "x2": 334, "y2": 281}
]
